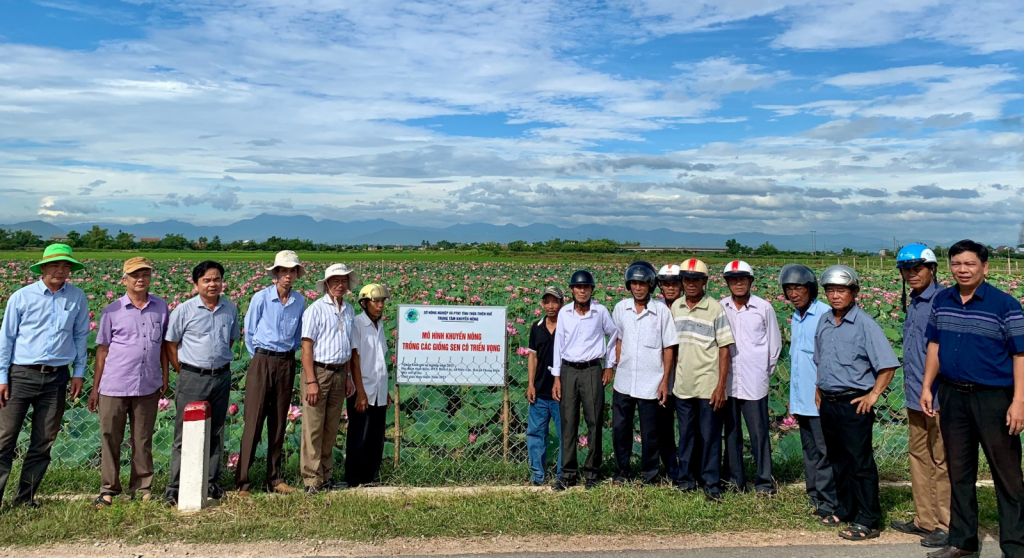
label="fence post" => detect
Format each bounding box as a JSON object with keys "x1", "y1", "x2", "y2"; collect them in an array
[
  {"x1": 394, "y1": 383, "x2": 401, "y2": 469},
  {"x1": 503, "y1": 339, "x2": 510, "y2": 463}
]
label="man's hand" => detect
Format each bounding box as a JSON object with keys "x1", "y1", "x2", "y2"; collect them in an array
[
  {"x1": 0, "y1": 384, "x2": 8, "y2": 408},
  {"x1": 526, "y1": 385, "x2": 537, "y2": 404},
  {"x1": 355, "y1": 391, "x2": 369, "y2": 413},
  {"x1": 920, "y1": 390, "x2": 936, "y2": 417},
  {"x1": 161, "y1": 378, "x2": 169, "y2": 397},
  {"x1": 88, "y1": 390, "x2": 100, "y2": 414},
  {"x1": 815, "y1": 388, "x2": 821, "y2": 410},
  {"x1": 387, "y1": 393, "x2": 393, "y2": 408},
  {"x1": 305, "y1": 381, "x2": 320, "y2": 406},
  {"x1": 69, "y1": 377, "x2": 84, "y2": 400},
  {"x1": 851, "y1": 391, "x2": 880, "y2": 414},
  {"x1": 710, "y1": 385, "x2": 727, "y2": 411},
  {"x1": 602, "y1": 368, "x2": 614, "y2": 387},
  {"x1": 1007, "y1": 400, "x2": 1024, "y2": 436},
  {"x1": 657, "y1": 381, "x2": 669, "y2": 406},
  {"x1": 552, "y1": 377, "x2": 561, "y2": 402},
  {"x1": 346, "y1": 375, "x2": 356, "y2": 398}
]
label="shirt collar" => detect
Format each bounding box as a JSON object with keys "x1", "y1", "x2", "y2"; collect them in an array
[
  {"x1": 682, "y1": 294, "x2": 711, "y2": 311},
  {"x1": 952, "y1": 280, "x2": 990, "y2": 304},
  {"x1": 912, "y1": 282, "x2": 939, "y2": 302},
  {"x1": 194, "y1": 295, "x2": 223, "y2": 311},
  {"x1": 723, "y1": 296, "x2": 758, "y2": 311},
  {"x1": 267, "y1": 285, "x2": 297, "y2": 306},
  {"x1": 36, "y1": 279, "x2": 67, "y2": 295},
  {"x1": 120, "y1": 293, "x2": 154, "y2": 310},
  {"x1": 794, "y1": 300, "x2": 825, "y2": 321},
  {"x1": 626, "y1": 299, "x2": 659, "y2": 316},
  {"x1": 827, "y1": 304, "x2": 861, "y2": 325}
]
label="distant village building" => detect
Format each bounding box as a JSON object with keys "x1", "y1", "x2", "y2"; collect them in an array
[
  {"x1": 879, "y1": 249, "x2": 889, "y2": 257},
  {"x1": 140, "y1": 237, "x2": 160, "y2": 243},
  {"x1": 995, "y1": 246, "x2": 1013, "y2": 253},
  {"x1": 49, "y1": 234, "x2": 69, "y2": 242},
  {"x1": 623, "y1": 246, "x2": 728, "y2": 254}
]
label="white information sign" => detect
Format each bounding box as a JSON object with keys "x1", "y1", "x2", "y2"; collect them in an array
[{"x1": 396, "y1": 305, "x2": 507, "y2": 386}]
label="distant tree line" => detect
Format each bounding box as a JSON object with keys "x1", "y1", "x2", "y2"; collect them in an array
[{"x1": 0, "y1": 226, "x2": 634, "y2": 254}]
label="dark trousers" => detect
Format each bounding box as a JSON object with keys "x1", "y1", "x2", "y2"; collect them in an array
[
  {"x1": 236, "y1": 352, "x2": 296, "y2": 491},
  {"x1": 939, "y1": 383, "x2": 1024, "y2": 556},
  {"x1": 796, "y1": 414, "x2": 838, "y2": 515},
  {"x1": 820, "y1": 393, "x2": 881, "y2": 529},
  {"x1": 0, "y1": 366, "x2": 69, "y2": 506},
  {"x1": 611, "y1": 390, "x2": 660, "y2": 482},
  {"x1": 98, "y1": 390, "x2": 160, "y2": 496},
  {"x1": 723, "y1": 396, "x2": 774, "y2": 492},
  {"x1": 166, "y1": 367, "x2": 231, "y2": 498},
  {"x1": 676, "y1": 397, "x2": 723, "y2": 495},
  {"x1": 655, "y1": 393, "x2": 681, "y2": 480},
  {"x1": 559, "y1": 363, "x2": 605, "y2": 482},
  {"x1": 345, "y1": 399, "x2": 387, "y2": 486}
]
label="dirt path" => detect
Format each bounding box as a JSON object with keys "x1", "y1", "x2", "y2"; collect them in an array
[{"x1": 0, "y1": 529, "x2": 943, "y2": 558}]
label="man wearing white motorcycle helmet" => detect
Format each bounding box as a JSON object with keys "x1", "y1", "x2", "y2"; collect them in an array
[
  {"x1": 655, "y1": 264, "x2": 684, "y2": 483},
  {"x1": 719, "y1": 260, "x2": 781, "y2": 495},
  {"x1": 814, "y1": 265, "x2": 900, "y2": 542},
  {"x1": 890, "y1": 244, "x2": 950, "y2": 549}
]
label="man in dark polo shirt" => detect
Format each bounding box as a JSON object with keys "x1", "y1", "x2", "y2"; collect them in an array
[
  {"x1": 920, "y1": 239, "x2": 1024, "y2": 558},
  {"x1": 814, "y1": 265, "x2": 900, "y2": 541},
  {"x1": 525, "y1": 286, "x2": 564, "y2": 486}
]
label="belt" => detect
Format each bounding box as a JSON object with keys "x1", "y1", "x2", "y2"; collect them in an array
[
  {"x1": 255, "y1": 348, "x2": 294, "y2": 359},
  {"x1": 15, "y1": 363, "x2": 69, "y2": 374},
  {"x1": 562, "y1": 358, "x2": 602, "y2": 370},
  {"x1": 942, "y1": 378, "x2": 1007, "y2": 393},
  {"x1": 821, "y1": 388, "x2": 869, "y2": 402},
  {"x1": 181, "y1": 362, "x2": 231, "y2": 376},
  {"x1": 314, "y1": 361, "x2": 346, "y2": 373}
]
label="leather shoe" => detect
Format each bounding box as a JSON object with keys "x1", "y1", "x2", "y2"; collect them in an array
[
  {"x1": 272, "y1": 483, "x2": 297, "y2": 494},
  {"x1": 921, "y1": 529, "x2": 949, "y2": 548},
  {"x1": 891, "y1": 518, "x2": 932, "y2": 537},
  {"x1": 926, "y1": 546, "x2": 979, "y2": 558}
]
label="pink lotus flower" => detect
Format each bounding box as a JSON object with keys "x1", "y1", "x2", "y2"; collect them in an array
[
  {"x1": 287, "y1": 405, "x2": 301, "y2": 421},
  {"x1": 469, "y1": 433, "x2": 478, "y2": 444},
  {"x1": 578, "y1": 435, "x2": 588, "y2": 448},
  {"x1": 89, "y1": 321, "x2": 97, "y2": 331},
  {"x1": 534, "y1": 308, "x2": 542, "y2": 317},
  {"x1": 516, "y1": 346, "x2": 530, "y2": 357},
  {"x1": 105, "y1": 291, "x2": 114, "y2": 300},
  {"x1": 158, "y1": 398, "x2": 171, "y2": 412},
  {"x1": 780, "y1": 416, "x2": 798, "y2": 431},
  {"x1": 228, "y1": 403, "x2": 239, "y2": 416},
  {"x1": 227, "y1": 452, "x2": 239, "y2": 470}
]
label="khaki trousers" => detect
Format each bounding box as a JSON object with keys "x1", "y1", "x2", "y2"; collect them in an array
[
  {"x1": 98, "y1": 390, "x2": 160, "y2": 496},
  {"x1": 908, "y1": 408, "x2": 951, "y2": 532},
  {"x1": 300, "y1": 364, "x2": 347, "y2": 487}
]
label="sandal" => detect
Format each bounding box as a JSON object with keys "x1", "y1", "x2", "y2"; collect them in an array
[
  {"x1": 819, "y1": 514, "x2": 842, "y2": 526},
  {"x1": 93, "y1": 493, "x2": 115, "y2": 508},
  {"x1": 839, "y1": 523, "x2": 880, "y2": 541}
]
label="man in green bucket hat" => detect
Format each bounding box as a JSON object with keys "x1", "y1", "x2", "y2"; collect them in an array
[{"x1": 0, "y1": 243, "x2": 89, "y2": 509}]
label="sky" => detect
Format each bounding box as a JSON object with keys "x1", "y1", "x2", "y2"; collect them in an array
[{"x1": 1, "y1": 0, "x2": 1022, "y2": 243}]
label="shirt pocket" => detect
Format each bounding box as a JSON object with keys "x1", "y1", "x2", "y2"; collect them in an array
[
  {"x1": 749, "y1": 319, "x2": 768, "y2": 345},
  {"x1": 58, "y1": 302, "x2": 77, "y2": 331},
  {"x1": 834, "y1": 340, "x2": 859, "y2": 366},
  {"x1": 282, "y1": 316, "x2": 299, "y2": 341}
]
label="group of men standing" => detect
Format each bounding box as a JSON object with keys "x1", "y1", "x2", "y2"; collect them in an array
[
  {"x1": 525, "y1": 239, "x2": 1024, "y2": 558},
  {"x1": 0, "y1": 245, "x2": 395, "y2": 510}
]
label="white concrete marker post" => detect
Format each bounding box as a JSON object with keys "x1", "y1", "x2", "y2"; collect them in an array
[{"x1": 179, "y1": 401, "x2": 211, "y2": 512}]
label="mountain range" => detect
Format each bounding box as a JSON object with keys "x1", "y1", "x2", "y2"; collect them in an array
[{"x1": 1, "y1": 214, "x2": 935, "y2": 252}]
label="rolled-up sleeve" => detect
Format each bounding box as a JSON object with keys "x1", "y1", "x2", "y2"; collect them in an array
[{"x1": 0, "y1": 293, "x2": 22, "y2": 384}]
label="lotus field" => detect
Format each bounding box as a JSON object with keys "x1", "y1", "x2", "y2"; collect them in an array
[{"x1": 2, "y1": 257, "x2": 1023, "y2": 487}]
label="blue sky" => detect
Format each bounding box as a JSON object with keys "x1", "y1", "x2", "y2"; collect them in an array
[{"x1": 1, "y1": 0, "x2": 1022, "y2": 243}]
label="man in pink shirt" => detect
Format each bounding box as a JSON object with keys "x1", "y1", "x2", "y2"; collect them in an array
[{"x1": 719, "y1": 260, "x2": 781, "y2": 494}]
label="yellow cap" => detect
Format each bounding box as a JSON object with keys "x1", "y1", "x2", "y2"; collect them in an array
[
  {"x1": 123, "y1": 257, "x2": 154, "y2": 275},
  {"x1": 679, "y1": 259, "x2": 709, "y2": 278}
]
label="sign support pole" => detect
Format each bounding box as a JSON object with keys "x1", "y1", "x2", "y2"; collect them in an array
[{"x1": 394, "y1": 383, "x2": 402, "y2": 469}]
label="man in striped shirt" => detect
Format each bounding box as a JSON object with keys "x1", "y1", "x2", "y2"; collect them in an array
[
  {"x1": 299, "y1": 264, "x2": 358, "y2": 493},
  {"x1": 920, "y1": 240, "x2": 1024, "y2": 558},
  {"x1": 671, "y1": 259, "x2": 734, "y2": 501}
]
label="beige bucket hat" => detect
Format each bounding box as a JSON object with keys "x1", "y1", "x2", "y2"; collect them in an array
[
  {"x1": 266, "y1": 250, "x2": 305, "y2": 278},
  {"x1": 316, "y1": 263, "x2": 359, "y2": 293}
]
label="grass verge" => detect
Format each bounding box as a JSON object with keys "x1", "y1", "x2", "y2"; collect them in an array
[{"x1": 0, "y1": 484, "x2": 1003, "y2": 547}]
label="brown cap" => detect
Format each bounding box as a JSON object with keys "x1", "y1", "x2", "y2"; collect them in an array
[{"x1": 123, "y1": 257, "x2": 154, "y2": 274}]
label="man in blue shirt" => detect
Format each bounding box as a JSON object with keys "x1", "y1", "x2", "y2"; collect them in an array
[
  {"x1": 814, "y1": 266, "x2": 900, "y2": 541},
  {"x1": 0, "y1": 244, "x2": 88, "y2": 509},
  {"x1": 779, "y1": 264, "x2": 838, "y2": 525},
  {"x1": 236, "y1": 250, "x2": 306, "y2": 497},
  {"x1": 890, "y1": 245, "x2": 950, "y2": 549},
  {"x1": 920, "y1": 240, "x2": 1024, "y2": 558}
]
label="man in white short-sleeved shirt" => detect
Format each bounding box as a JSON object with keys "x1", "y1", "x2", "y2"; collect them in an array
[
  {"x1": 347, "y1": 283, "x2": 392, "y2": 487},
  {"x1": 609, "y1": 262, "x2": 677, "y2": 484}
]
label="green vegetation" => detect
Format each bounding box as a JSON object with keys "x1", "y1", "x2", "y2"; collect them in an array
[{"x1": 0, "y1": 484, "x2": 951, "y2": 546}]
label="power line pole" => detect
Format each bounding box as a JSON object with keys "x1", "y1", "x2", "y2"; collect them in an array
[{"x1": 811, "y1": 231, "x2": 816, "y2": 256}]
